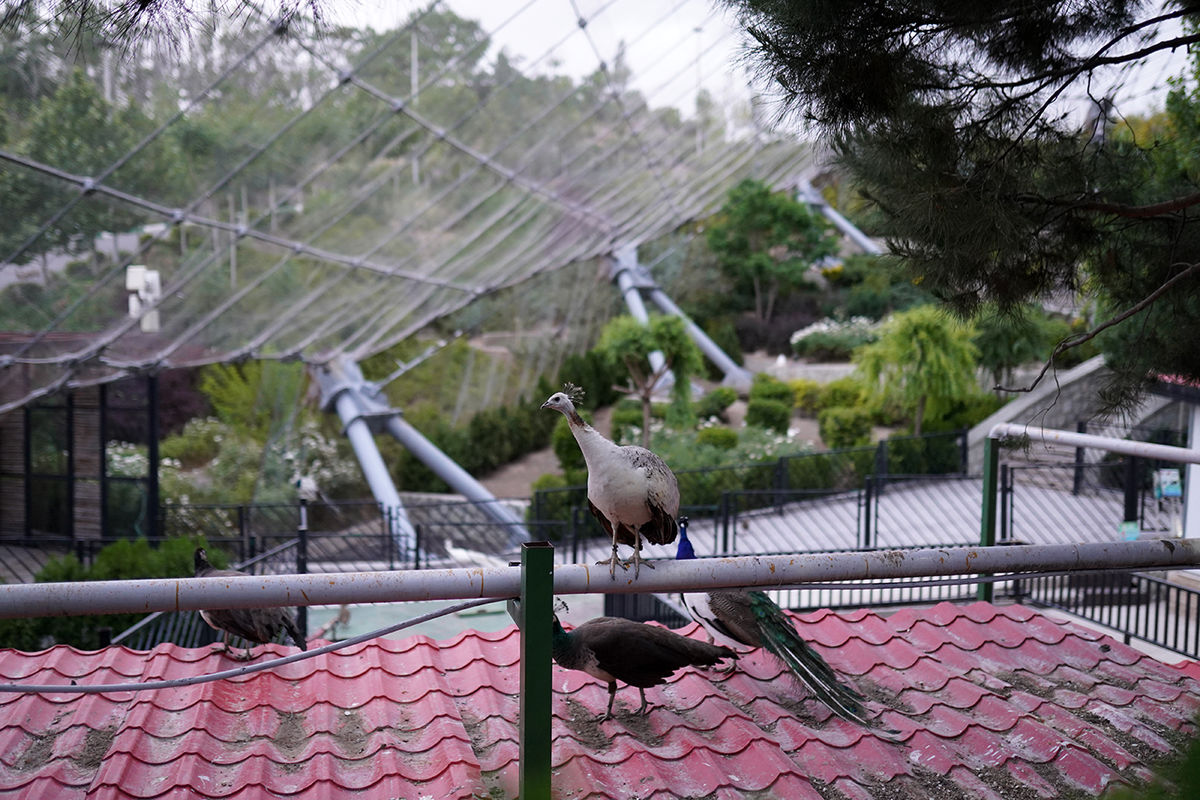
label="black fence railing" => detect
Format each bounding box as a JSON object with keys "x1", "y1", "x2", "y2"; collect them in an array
[{"x1": 1016, "y1": 571, "x2": 1200, "y2": 660}]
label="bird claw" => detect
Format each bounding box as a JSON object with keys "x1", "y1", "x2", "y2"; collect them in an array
[
  {"x1": 624, "y1": 552, "x2": 654, "y2": 578},
  {"x1": 210, "y1": 644, "x2": 254, "y2": 661},
  {"x1": 597, "y1": 553, "x2": 628, "y2": 578}
]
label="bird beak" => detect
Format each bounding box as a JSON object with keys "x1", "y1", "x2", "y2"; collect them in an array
[{"x1": 540, "y1": 400, "x2": 551, "y2": 410}]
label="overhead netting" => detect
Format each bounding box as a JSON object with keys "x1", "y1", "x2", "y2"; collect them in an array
[{"x1": 0, "y1": 0, "x2": 816, "y2": 416}]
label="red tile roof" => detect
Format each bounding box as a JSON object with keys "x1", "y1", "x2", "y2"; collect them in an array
[{"x1": 1, "y1": 601, "x2": 1197, "y2": 798}]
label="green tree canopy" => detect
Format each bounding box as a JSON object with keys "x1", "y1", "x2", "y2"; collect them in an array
[
  {"x1": 597, "y1": 314, "x2": 703, "y2": 447},
  {"x1": 854, "y1": 305, "x2": 979, "y2": 436},
  {"x1": 724, "y1": 0, "x2": 1200, "y2": 408},
  {"x1": 706, "y1": 178, "x2": 838, "y2": 325}
]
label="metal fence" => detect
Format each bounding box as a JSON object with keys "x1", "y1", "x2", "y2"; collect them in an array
[
  {"x1": 30, "y1": 425, "x2": 1200, "y2": 659},
  {"x1": 1015, "y1": 571, "x2": 1200, "y2": 660}
]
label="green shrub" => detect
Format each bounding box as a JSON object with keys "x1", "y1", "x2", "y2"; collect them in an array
[
  {"x1": 930, "y1": 393, "x2": 1005, "y2": 431},
  {"x1": 886, "y1": 433, "x2": 963, "y2": 475},
  {"x1": 160, "y1": 417, "x2": 224, "y2": 468},
  {"x1": 698, "y1": 317, "x2": 744, "y2": 380},
  {"x1": 818, "y1": 406, "x2": 873, "y2": 449},
  {"x1": 749, "y1": 373, "x2": 795, "y2": 406},
  {"x1": 557, "y1": 349, "x2": 625, "y2": 408},
  {"x1": 745, "y1": 398, "x2": 791, "y2": 434},
  {"x1": 819, "y1": 376, "x2": 864, "y2": 410},
  {"x1": 789, "y1": 379, "x2": 822, "y2": 416},
  {"x1": 528, "y1": 473, "x2": 580, "y2": 528},
  {"x1": 0, "y1": 536, "x2": 207, "y2": 650},
  {"x1": 790, "y1": 317, "x2": 878, "y2": 360},
  {"x1": 696, "y1": 386, "x2": 738, "y2": 420},
  {"x1": 610, "y1": 405, "x2": 645, "y2": 444},
  {"x1": 696, "y1": 426, "x2": 738, "y2": 450}
]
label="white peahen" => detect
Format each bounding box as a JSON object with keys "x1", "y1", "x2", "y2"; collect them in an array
[{"x1": 541, "y1": 388, "x2": 680, "y2": 577}]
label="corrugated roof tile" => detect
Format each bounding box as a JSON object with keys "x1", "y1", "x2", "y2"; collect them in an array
[{"x1": 1, "y1": 601, "x2": 1197, "y2": 799}]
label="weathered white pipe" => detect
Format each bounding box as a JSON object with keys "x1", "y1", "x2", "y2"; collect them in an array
[
  {"x1": 1, "y1": 539, "x2": 1196, "y2": 620},
  {"x1": 989, "y1": 423, "x2": 1200, "y2": 465}
]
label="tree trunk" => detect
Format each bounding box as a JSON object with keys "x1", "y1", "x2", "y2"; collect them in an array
[
  {"x1": 640, "y1": 390, "x2": 652, "y2": 450},
  {"x1": 914, "y1": 394, "x2": 926, "y2": 437},
  {"x1": 752, "y1": 275, "x2": 764, "y2": 323}
]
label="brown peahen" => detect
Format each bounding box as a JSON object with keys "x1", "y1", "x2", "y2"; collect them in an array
[
  {"x1": 551, "y1": 613, "x2": 734, "y2": 720},
  {"x1": 193, "y1": 547, "x2": 307, "y2": 660}
]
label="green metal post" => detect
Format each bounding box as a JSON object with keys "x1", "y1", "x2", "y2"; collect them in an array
[
  {"x1": 978, "y1": 436, "x2": 999, "y2": 602},
  {"x1": 519, "y1": 541, "x2": 554, "y2": 799}
]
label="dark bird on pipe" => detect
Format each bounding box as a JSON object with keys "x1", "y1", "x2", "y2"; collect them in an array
[
  {"x1": 193, "y1": 547, "x2": 307, "y2": 660},
  {"x1": 541, "y1": 385, "x2": 679, "y2": 577},
  {"x1": 674, "y1": 519, "x2": 871, "y2": 727},
  {"x1": 551, "y1": 612, "x2": 735, "y2": 720}
]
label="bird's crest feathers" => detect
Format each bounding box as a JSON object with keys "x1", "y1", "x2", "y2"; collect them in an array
[{"x1": 561, "y1": 382, "x2": 585, "y2": 405}]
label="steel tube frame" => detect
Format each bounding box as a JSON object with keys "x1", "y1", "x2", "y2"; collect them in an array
[
  {"x1": 796, "y1": 179, "x2": 883, "y2": 255},
  {"x1": 989, "y1": 423, "x2": 1200, "y2": 465},
  {"x1": 646, "y1": 287, "x2": 752, "y2": 391},
  {"x1": 3, "y1": 539, "x2": 1198, "y2": 620},
  {"x1": 382, "y1": 414, "x2": 528, "y2": 547}
]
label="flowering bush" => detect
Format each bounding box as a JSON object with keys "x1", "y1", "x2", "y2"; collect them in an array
[{"x1": 790, "y1": 316, "x2": 878, "y2": 360}]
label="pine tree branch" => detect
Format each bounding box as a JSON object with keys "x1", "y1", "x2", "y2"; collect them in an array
[
  {"x1": 1050, "y1": 192, "x2": 1200, "y2": 219},
  {"x1": 995, "y1": 261, "x2": 1200, "y2": 394}
]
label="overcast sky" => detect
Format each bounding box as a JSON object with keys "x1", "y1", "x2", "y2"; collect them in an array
[
  {"x1": 330, "y1": 0, "x2": 755, "y2": 117},
  {"x1": 328, "y1": 0, "x2": 1191, "y2": 127}
]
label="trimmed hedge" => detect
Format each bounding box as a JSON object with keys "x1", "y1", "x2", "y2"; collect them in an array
[
  {"x1": 697, "y1": 426, "x2": 738, "y2": 450},
  {"x1": 696, "y1": 386, "x2": 738, "y2": 420},
  {"x1": 818, "y1": 405, "x2": 873, "y2": 449},
  {"x1": 745, "y1": 398, "x2": 791, "y2": 434},
  {"x1": 749, "y1": 373, "x2": 795, "y2": 406},
  {"x1": 789, "y1": 378, "x2": 822, "y2": 417},
  {"x1": 0, "y1": 536, "x2": 207, "y2": 650}
]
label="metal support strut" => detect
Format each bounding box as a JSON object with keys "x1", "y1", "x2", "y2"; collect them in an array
[{"x1": 610, "y1": 243, "x2": 753, "y2": 392}]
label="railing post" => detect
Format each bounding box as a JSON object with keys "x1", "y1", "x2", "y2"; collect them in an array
[
  {"x1": 1123, "y1": 456, "x2": 1141, "y2": 532},
  {"x1": 720, "y1": 492, "x2": 733, "y2": 554},
  {"x1": 238, "y1": 505, "x2": 248, "y2": 559},
  {"x1": 999, "y1": 465, "x2": 1011, "y2": 542},
  {"x1": 296, "y1": 498, "x2": 309, "y2": 639},
  {"x1": 959, "y1": 427, "x2": 969, "y2": 475},
  {"x1": 413, "y1": 524, "x2": 422, "y2": 570},
  {"x1": 861, "y1": 477, "x2": 874, "y2": 549},
  {"x1": 874, "y1": 440, "x2": 888, "y2": 496},
  {"x1": 1073, "y1": 421, "x2": 1087, "y2": 495},
  {"x1": 519, "y1": 541, "x2": 554, "y2": 800},
  {"x1": 978, "y1": 436, "x2": 999, "y2": 602}
]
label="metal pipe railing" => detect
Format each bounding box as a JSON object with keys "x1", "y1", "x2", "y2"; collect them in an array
[
  {"x1": 989, "y1": 423, "x2": 1200, "y2": 464},
  {"x1": 3, "y1": 539, "x2": 1199, "y2": 620}
]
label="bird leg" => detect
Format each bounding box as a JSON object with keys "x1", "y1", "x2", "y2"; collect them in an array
[
  {"x1": 596, "y1": 528, "x2": 628, "y2": 577},
  {"x1": 623, "y1": 533, "x2": 655, "y2": 578},
  {"x1": 601, "y1": 682, "x2": 618, "y2": 721},
  {"x1": 636, "y1": 687, "x2": 649, "y2": 716}
]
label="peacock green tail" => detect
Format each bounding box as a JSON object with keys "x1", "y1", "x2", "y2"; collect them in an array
[{"x1": 747, "y1": 591, "x2": 868, "y2": 722}]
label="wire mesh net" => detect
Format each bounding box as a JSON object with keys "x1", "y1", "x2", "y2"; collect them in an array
[{"x1": 0, "y1": 0, "x2": 815, "y2": 415}]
